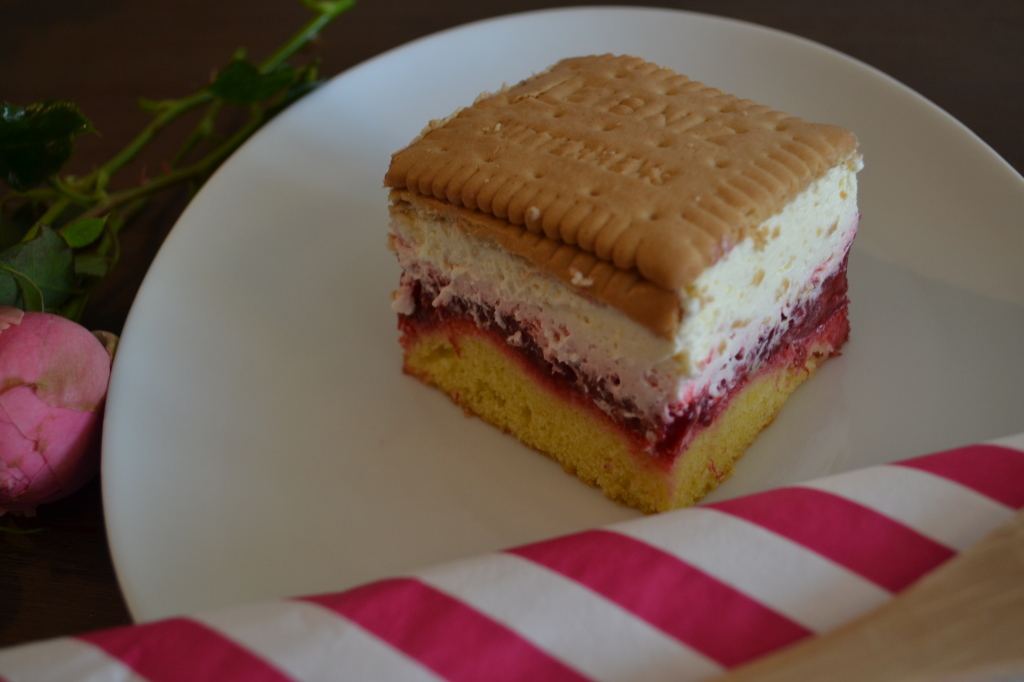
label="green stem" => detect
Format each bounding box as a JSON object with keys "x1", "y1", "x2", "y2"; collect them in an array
[
  {"x1": 4, "y1": 186, "x2": 59, "y2": 203},
  {"x1": 50, "y1": 175, "x2": 94, "y2": 205},
  {"x1": 261, "y1": 1, "x2": 354, "y2": 72},
  {"x1": 170, "y1": 99, "x2": 224, "y2": 168},
  {"x1": 67, "y1": 2, "x2": 351, "y2": 197},
  {"x1": 23, "y1": 196, "x2": 71, "y2": 241},
  {"x1": 4, "y1": 0, "x2": 355, "y2": 314},
  {"x1": 93, "y1": 90, "x2": 214, "y2": 193},
  {"x1": 73, "y1": 108, "x2": 265, "y2": 224}
]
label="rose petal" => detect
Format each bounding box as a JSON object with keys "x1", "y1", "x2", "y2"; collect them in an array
[
  {"x1": 0, "y1": 386, "x2": 101, "y2": 514},
  {"x1": 0, "y1": 310, "x2": 109, "y2": 514},
  {"x1": 0, "y1": 306, "x2": 25, "y2": 331},
  {"x1": 0, "y1": 311, "x2": 111, "y2": 412}
]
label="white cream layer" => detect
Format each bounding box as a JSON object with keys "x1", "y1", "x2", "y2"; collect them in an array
[{"x1": 390, "y1": 155, "x2": 861, "y2": 429}]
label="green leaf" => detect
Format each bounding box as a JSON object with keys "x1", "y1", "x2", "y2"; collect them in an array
[
  {"x1": 0, "y1": 265, "x2": 45, "y2": 311},
  {"x1": 74, "y1": 253, "x2": 109, "y2": 278},
  {"x1": 209, "y1": 60, "x2": 296, "y2": 105},
  {"x1": 0, "y1": 101, "x2": 94, "y2": 191},
  {"x1": 60, "y1": 216, "x2": 107, "y2": 248},
  {"x1": 0, "y1": 224, "x2": 75, "y2": 310},
  {"x1": 58, "y1": 293, "x2": 88, "y2": 323}
]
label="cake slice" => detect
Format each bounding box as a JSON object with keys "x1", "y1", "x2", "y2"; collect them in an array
[{"x1": 385, "y1": 54, "x2": 861, "y2": 513}]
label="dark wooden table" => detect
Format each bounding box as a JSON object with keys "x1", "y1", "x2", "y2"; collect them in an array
[{"x1": 2, "y1": 0, "x2": 1022, "y2": 650}]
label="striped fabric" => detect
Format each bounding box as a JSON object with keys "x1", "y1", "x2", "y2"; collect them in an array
[{"x1": 2, "y1": 437, "x2": 1022, "y2": 682}]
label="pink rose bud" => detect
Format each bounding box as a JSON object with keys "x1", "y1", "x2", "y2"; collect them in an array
[{"x1": 0, "y1": 307, "x2": 115, "y2": 515}]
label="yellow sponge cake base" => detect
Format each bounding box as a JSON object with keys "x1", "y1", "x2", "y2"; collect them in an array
[{"x1": 402, "y1": 321, "x2": 835, "y2": 513}]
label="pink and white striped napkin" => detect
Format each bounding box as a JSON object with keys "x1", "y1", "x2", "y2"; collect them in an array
[{"x1": 2, "y1": 434, "x2": 1023, "y2": 682}]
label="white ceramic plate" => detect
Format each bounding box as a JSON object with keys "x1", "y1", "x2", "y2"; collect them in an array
[{"x1": 103, "y1": 7, "x2": 1024, "y2": 622}]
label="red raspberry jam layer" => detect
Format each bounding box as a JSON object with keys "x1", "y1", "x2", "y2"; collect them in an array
[{"x1": 398, "y1": 254, "x2": 850, "y2": 461}]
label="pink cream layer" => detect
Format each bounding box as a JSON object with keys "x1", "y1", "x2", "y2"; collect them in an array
[{"x1": 399, "y1": 255, "x2": 851, "y2": 464}]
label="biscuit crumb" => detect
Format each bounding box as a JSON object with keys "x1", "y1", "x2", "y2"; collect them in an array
[{"x1": 570, "y1": 268, "x2": 595, "y2": 287}]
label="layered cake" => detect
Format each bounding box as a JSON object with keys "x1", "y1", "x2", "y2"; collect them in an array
[{"x1": 386, "y1": 55, "x2": 861, "y2": 512}]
